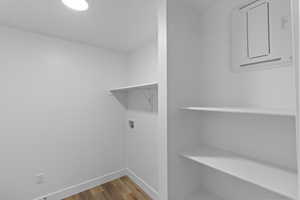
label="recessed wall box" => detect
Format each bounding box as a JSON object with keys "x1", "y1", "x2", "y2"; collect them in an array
[{"x1": 231, "y1": 0, "x2": 293, "y2": 71}]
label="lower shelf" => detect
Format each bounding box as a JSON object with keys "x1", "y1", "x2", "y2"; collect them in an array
[{"x1": 180, "y1": 145, "x2": 297, "y2": 199}]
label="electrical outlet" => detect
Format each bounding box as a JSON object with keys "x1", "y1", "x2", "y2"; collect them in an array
[
  {"x1": 281, "y1": 16, "x2": 289, "y2": 30},
  {"x1": 36, "y1": 173, "x2": 45, "y2": 184},
  {"x1": 129, "y1": 120, "x2": 134, "y2": 129}
]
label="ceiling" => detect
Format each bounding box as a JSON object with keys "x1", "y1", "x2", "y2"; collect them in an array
[
  {"x1": 0, "y1": 0, "x2": 158, "y2": 52},
  {"x1": 184, "y1": 0, "x2": 219, "y2": 13},
  {"x1": 0, "y1": 0, "x2": 218, "y2": 52}
]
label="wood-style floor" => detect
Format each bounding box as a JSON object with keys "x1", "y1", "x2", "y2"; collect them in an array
[{"x1": 63, "y1": 176, "x2": 152, "y2": 200}]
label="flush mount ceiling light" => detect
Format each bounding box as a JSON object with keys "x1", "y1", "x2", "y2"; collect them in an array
[{"x1": 62, "y1": 0, "x2": 89, "y2": 11}]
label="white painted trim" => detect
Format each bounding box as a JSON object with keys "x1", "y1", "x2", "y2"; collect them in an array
[
  {"x1": 292, "y1": 0, "x2": 300, "y2": 199},
  {"x1": 32, "y1": 169, "x2": 126, "y2": 200},
  {"x1": 32, "y1": 168, "x2": 159, "y2": 200},
  {"x1": 158, "y1": 0, "x2": 168, "y2": 199},
  {"x1": 125, "y1": 168, "x2": 159, "y2": 200}
]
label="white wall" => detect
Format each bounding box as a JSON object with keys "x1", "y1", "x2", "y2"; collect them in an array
[
  {"x1": 0, "y1": 26, "x2": 127, "y2": 200},
  {"x1": 127, "y1": 42, "x2": 158, "y2": 84},
  {"x1": 166, "y1": 0, "x2": 296, "y2": 199},
  {"x1": 125, "y1": 42, "x2": 159, "y2": 193}
]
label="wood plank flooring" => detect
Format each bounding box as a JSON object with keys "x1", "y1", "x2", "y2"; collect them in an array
[{"x1": 63, "y1": 176, "x2": 152, "y2": 200}]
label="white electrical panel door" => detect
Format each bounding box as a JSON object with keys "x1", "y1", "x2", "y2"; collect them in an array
[
  {"x1": 232, "y1": 0, "x2": 292, "y2": 71},
  {"x1": 247, "y1": 2, "x2": 270, "y2": 58}
]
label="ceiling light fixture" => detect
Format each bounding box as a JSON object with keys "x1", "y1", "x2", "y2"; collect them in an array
[{"x1": 62, "y1": 0, "x2": 89, "y2": 11}]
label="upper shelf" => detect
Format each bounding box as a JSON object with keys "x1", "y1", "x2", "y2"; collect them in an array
[
  {"x1": 110, "y1": 82, "x2": 158, "y2": 93},
  {"x1": 181, "y1": 106, "x2": 296, "y2": 117},
  {"x1": 181, "y1": 146, "x2": 297, "y2": 199}
]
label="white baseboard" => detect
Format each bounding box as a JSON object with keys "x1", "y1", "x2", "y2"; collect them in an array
[
  {"x1": 125, "y1": 168, "x2": 159, "y2": 200},
  {"x1": 32, "y1": 168, "x2": 159, "y2": 200},
  {"x1": 32, "y1": 169, "x2": 126, "y2": 200}
]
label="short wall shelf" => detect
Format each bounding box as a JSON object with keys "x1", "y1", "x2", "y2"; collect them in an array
[
  {"x1": 110, "y1": 82, "x2": 158, "y2": 111},
  {"x1": 110, "y1": 82, "x2": 158, "y2": 93},
  {"x1": 181, "y1": 106, "x2": 296, "y2": 117},
  {"x1": 180, "y1": 145, "x2": 297, "y2": 199}
]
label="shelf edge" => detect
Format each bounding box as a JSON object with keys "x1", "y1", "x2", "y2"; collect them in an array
[{"x1": 181, "y1": 106, "x2": 296, "y2": 117}]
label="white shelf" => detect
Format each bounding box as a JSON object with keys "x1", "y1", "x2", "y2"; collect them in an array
[
  {"x1": 181, "y1": 146, "x2": 297, "y2": 199},
  {"x1": 110, "y1": 82, "x2": 158, "y2": 92},
  {"x1": 181, "y1": 106, "x2": 295, "y2": 117}
]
